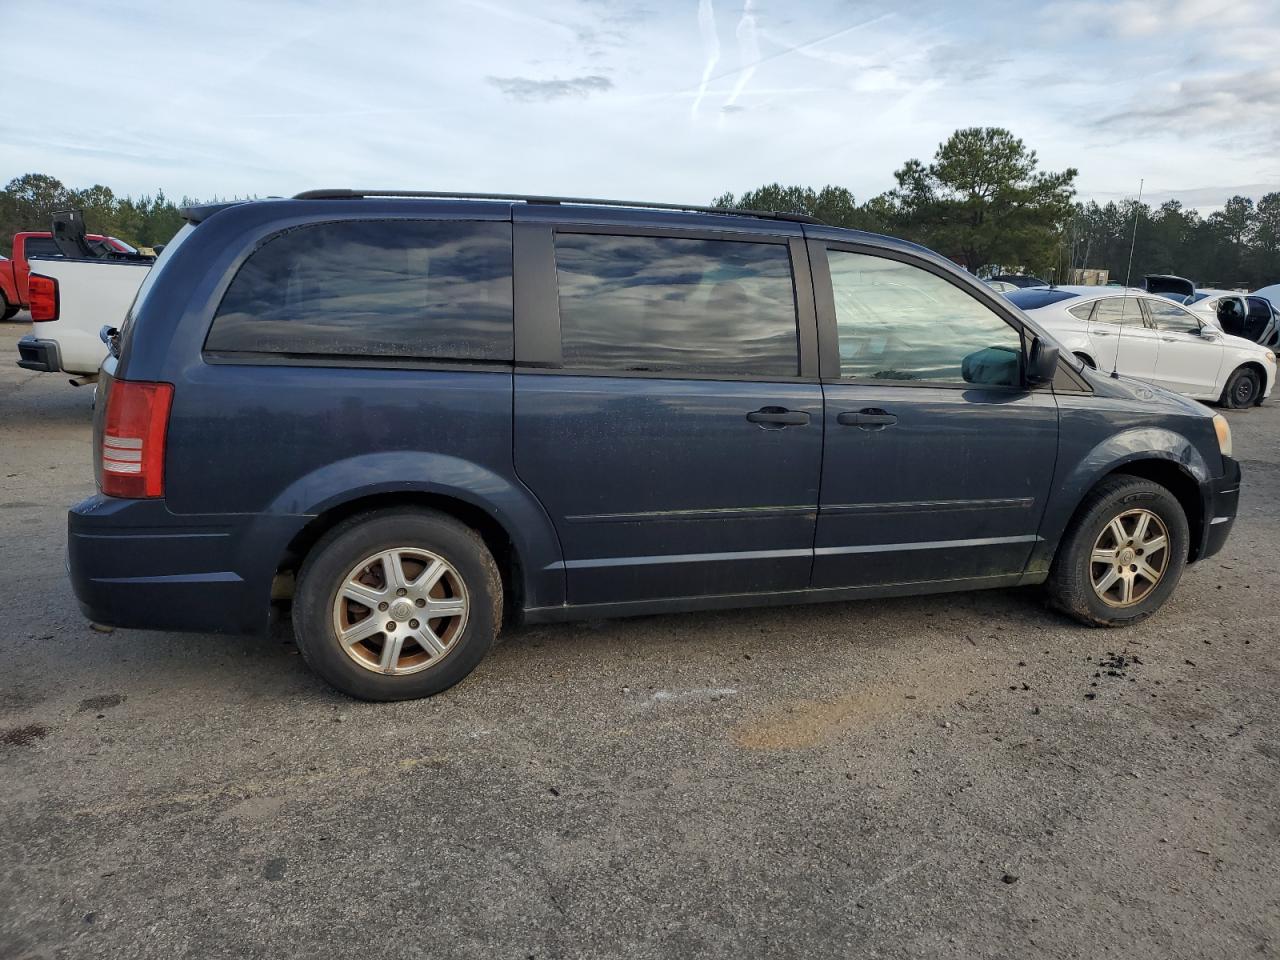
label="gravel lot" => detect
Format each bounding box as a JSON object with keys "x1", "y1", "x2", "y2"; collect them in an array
[{"x1": 2, "y1": 318, "x2": 1278, "y2": 959}]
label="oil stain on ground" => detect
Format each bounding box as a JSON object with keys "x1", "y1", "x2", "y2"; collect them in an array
[
  {"x1": 76, "y1": 694, "x2": 126, "y2": 713},
  {"x1": 1, "y1": 724, "x2": 48, "y2": 746}
]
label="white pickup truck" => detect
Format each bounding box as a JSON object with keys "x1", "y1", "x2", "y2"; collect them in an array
[{"x1": 16, "y1": 212, "x2": 153, "y2": 383}]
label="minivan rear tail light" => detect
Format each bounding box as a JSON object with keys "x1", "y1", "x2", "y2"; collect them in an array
[
  {"x1": 100, "y1": 381, "x2": 173, "y2": 498},
  {"x1": 28, "y1": 274, "x2": 59, "y2": 321}
]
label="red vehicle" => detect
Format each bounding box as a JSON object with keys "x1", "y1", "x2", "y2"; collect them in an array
[{"x1": 0, "y1": 231, "x2": 136, "y2": 319}]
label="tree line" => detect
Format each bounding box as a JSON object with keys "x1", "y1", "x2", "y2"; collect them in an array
[
  {"x1": 0, "y1": 173, "x2": 197, "y2": 252},
  {"x1": 714, "y1": 127, "x2": 1279, "y2": 290},
  {"x1": 4, "y1": 132, "x2": 1278, "y2": 288}
]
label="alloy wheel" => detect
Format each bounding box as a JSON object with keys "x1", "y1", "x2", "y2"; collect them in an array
[
  {"x1": 1089, "y1": 508, "x2": 1170, "y2": 608},
  {"x1": 330, "y1": 547, "x2": 469, "y2": 675}
]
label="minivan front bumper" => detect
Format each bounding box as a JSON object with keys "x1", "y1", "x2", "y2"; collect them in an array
[
  {"x1": 1197, "y1": 456, "x2": 1241, "y2": 562},
  {"x1": 67, "y1": 495, "x2": 299, "y2": 634}
]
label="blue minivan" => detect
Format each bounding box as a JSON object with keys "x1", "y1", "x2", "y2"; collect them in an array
[{"x1": 68, "y1": 191, "x2": 1242, "y2": 700}]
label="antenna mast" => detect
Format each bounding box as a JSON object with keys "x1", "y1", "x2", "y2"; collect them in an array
[{"x1": 1112, "y1": 178, "x2": 1144, "y2": 379}]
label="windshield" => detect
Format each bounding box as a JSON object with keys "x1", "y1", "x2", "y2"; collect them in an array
[{"x1": 1005, "y1": 288, "x2": 1079, "y2": 310}]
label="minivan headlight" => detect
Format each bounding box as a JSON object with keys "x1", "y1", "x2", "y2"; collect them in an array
[{"x1": 1213, "y1": 414, "x2": 1233, "y2": 457}]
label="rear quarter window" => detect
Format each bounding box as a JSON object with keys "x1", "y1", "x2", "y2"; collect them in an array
[{"x1": 205, "y1": 220, "x2": 513, "y2": 361}]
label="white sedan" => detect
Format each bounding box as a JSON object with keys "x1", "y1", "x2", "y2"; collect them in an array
[
  {"x1": 1183, "y1": 289, "x2": 1278, "y2": 346},
  {"x1": 1006, "y1": 285, "x2": 1276, "y2": 408}
]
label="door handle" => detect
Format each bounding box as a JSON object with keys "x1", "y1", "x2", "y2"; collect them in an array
[
  {"x1": 746, "y1": 407, "x2": 810, "y2": 427},
  {"x1": 1093, "y1": 330, "x2": 1111, "y2": 336},
  {"x1": 1161, "y1": 337, "x2": 1178, "y2": 342},
  {"x1": 837, "y1": 409, "x2": 898, "y2": 427}
]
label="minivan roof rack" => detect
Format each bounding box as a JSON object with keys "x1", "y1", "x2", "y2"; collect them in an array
[{"x1": 291, "y1": 188, "x2": 824, "y2": 225}]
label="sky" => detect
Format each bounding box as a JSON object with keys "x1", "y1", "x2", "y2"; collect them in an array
[{"x1": 4, "y1": 0, "x2": 1278, "y2": 212}]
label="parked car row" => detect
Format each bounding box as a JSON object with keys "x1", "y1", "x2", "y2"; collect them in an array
[
  {"x1": 1140, "y1": 273, "x2": 1280, "y2": 348},
  {"x1": 1, "y1": 228, "x2": 138, "y2": 319},
  {"x1": 12, "y1": 213, "x2": 154, "y2": 381},
  {"x1": 1007, "y1": 286, "x2": 1275, "y2": 408}
]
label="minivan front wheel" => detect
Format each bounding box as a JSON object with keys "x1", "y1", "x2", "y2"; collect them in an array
[
  {"x1": 1047, "y1": 475, "x2": 1189, "y2": 627},
  {"x1": 293, "y1": 509, "x2": 502, "y2": 700}
]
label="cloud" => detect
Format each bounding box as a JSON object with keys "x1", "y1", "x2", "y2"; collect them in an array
[
  {"x1": 1089, "y1": 183, "x2": 1280, "y2": 210},
  {"x1": 1091, "y1": 65, "x2": 1280, "y2": 137},
  {"x1": 485, "y1": 75, "x2": 614, "y2": 101},
  {"x1": 1041, "y1": 0, "x2": 1264, "y2": 37},
  {"x1": 921, "y1": 42, "x2": 1012, "y2": 85}
]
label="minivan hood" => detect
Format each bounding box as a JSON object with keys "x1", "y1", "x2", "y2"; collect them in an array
[{"x1": 1078, "y1": 366, "x2": 1210, "y2": 415}]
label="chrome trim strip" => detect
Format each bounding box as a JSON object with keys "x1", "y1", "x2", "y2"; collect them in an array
[
  {"x1": 814, "y1": 534, "x2": 1040, "y2": 556},
  {"x1": 91, "y1": 571, "x2": 243, "y2": 584},
  {"x1": 564, "y1": 504, "x2": 815, "y2": 524},
  {"x1": 821, "y1": 497, "x2": 1034, "y2": 516},
  {"x1": 549, "y1": 535, "x2": 1039, "y2": 571},
  {"x1": 548, "y1": 547, "x2": 812, "y2": 571}
]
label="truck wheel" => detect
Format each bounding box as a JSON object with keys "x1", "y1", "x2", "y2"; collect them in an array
[
  {"x1": 1219, "y1": 367, "x2": 1260, "y2": 408},
  {"x1": 0, "y1": 292, "x2": 16, "y2": 321},
  {"x1": 293, "y1": 508, "x2": 502, "y2": 701},
  {"x1": 1046, "y1": 475, "x2": 1189, "y2": 627}
]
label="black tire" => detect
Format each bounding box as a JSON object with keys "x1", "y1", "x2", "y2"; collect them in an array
[
  {"x1": 0, "y1": 292, "x2": 16, "y2": 321},
  {"x1": 1219, "y1": 366, "x2": 1260, "y2": 408},
  {"x1": 293, "y1": 508, "x2": 502, "y2": 701},
  {"x1": 1046, "y1": 475, "x2": 1189, "y2": 627},
  {"x1": 1073, "y1": 352, "x2": 1096, "y2": 369}
]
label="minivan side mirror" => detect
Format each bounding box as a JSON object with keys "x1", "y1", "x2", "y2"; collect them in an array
[{"x1": 1026, "y1": 336, "x2": 1060, "y2": 385}]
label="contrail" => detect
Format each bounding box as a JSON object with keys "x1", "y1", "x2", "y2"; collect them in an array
[
  {"x1": 691, "y1": 0, "x2": 720, "y2": 120},
  {"x1": 723, "y1": 0, "x2": 759, "y2": 116}
]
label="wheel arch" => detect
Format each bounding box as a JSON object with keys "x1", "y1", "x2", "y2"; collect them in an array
[
  {"x1": 1100, "y1": 459, "x2": 1204, "y2": 560},
  {"x1": 275, "y1": 491, "x2": 534, "y2": 622},
  {"x1": 239, "y1": 452, "x2": 567, "y2": 627},
  {"x1": 1028, "y1": 428, "x2": 1214, "y2": 577}
]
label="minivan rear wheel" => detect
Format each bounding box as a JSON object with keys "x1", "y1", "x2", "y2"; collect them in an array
[
  {"x1": 293, "y1": 508, "x2": 502, "y2": 700},
  {"x1": 1046, "y1": 475, "x2": 1189, "y2": 627}
]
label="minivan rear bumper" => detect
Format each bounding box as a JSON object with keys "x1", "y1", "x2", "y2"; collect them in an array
[
  {"x1": 67, "y1": 495, "x2": 291, "y2": 634},
  {"x1": 1197, "y1": 456, "x2": 1241, "y2": 562}
]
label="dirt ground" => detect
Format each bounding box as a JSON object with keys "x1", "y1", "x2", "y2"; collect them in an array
[{"x1": 1, "y1": 318, "x2": 1277, "y2": 959}]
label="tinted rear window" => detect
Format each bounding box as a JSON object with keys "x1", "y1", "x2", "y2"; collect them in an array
[
  {"x1": 206, "y1": 220, "x2": 512, "y2": 361},
  {"x1": 554, "y1": 234, "x2": 799, "y2": 376},
  {"x1": 1005, "y1": 288, "x2": 1079, "y2": 310},
  {"x1": 23, "y1": 237, "x2": 61, "y2": 258}
]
